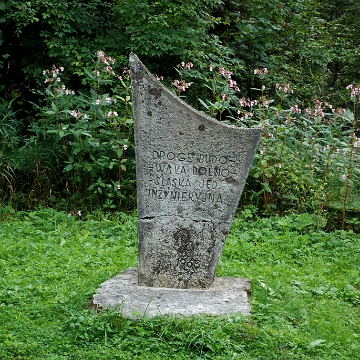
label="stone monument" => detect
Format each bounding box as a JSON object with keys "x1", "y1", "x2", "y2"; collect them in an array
[{"x1": 93, "y1": 54, "x2": 262, "y2": 317}]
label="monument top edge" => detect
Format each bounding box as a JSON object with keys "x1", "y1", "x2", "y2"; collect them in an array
[{"x1": 129, "y1": 53, "x2": 262, "y2": 133}]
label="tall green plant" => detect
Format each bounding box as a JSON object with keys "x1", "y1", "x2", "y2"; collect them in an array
[
  {"x1": 0, "y1": 97, "x2": 20, "y2": 205},
  {"x1": 29, "y1": 52, "x2": 135, "y2": 212},
  {"x1": 177, "y1": 62, "x2": 360, "y2": 228}
]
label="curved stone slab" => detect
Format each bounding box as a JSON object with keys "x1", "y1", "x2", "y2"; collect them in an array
[{"x1": 130, "y1": 53, "x2": 262, "y2": 289}]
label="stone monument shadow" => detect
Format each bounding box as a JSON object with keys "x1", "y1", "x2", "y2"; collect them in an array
[{"x1": 93, "y1": 54, "x2": 262, "y2": 317}]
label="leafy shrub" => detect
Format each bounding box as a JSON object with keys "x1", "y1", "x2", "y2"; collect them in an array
[
  {"x1": 174, "y1": 63, "x2": 360, "y2": 229},
  {"x1": 35, "y1": 52, "x2": 136, "y2": 211},
  {"x1": 0, "y1": 96, "x2": 21, "y2": 205},
  {"x1": 0, "y1": 52, "x2": 136, "y2": 212}
]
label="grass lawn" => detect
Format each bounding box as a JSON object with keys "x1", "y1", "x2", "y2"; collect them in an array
[{"x1": 0, "y1": 208, "x2": 359, "y2": 359}]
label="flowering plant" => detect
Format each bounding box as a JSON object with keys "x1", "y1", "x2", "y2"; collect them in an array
[
  {"x1": 34, "y1": 52, "x2": 135, "y2": 211},
  {"x1": 174, "y1": 61, "x2": 360, "y2": 228}
]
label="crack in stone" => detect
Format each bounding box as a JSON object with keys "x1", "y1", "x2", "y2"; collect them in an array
[{"x1": 140, "y1": 214, "x2": 213, "y2": 222}]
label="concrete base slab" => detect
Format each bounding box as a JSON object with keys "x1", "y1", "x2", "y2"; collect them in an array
[{"x1": 92, "y1": 268, "x2": 251, "y2": 318}]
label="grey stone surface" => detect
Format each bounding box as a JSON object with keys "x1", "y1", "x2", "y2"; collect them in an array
[
  {"x1": 92, "y1": 268, "x2": 251, "y2": 318},
  {"x1": 130, "y1": 53, "x2": 262, "y2": 289}
]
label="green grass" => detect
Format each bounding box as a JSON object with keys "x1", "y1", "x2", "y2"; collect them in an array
[{"x1": 0, "y1": 208, "x2": 359, "y2": 359}]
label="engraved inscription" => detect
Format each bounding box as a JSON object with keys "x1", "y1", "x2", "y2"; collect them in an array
[
  {"x1": 144, "y1": 147, "x2": 241, "y2": 205},
  {"x1": 145, "y1": 188, "x2": 223, "y2": 203},
  {"x1": 154, "y1": 163, "x2": 187, "y2": 175},
  {"x1": 173, "y1": 228, "x2": 201, "y2": 274},
  {"x1": 152, "y1": 150, "x2": 236, "y2": 165},
  {"x1": 192, "y1": 165, "x2": 235, "y2": 177},
  {"x1": 151, "y1": 177, "x2": 191, "y2": 187}
]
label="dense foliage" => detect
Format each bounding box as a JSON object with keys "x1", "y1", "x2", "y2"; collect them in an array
[{"x1": 0, "y1": 0, "x2": 360, "y2": 228}]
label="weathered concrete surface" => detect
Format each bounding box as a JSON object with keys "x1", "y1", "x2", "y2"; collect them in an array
[
  {"x1": 92, "y1": 268, "x2": 251, "y2": 318},
  {"x1": 130, "y1": 53, "x2": 262, "y2": 289}
]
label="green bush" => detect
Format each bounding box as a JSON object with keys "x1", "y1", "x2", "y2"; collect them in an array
[
  {"x1": 0, "y1": 0, "x2": 359, "y2": 226},
  {"x1": 0, "y1": 52, "x2": 136, "y2": 212},
  {"x1": 172, "y1": 62, "x2": 360, "y2": 229}
]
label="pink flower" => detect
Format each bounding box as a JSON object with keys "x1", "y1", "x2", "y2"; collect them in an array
[
  {"x1": 290, "y1": 105, "x2": 301, "y2": 113},
  {"x1": 107, "y1": 111, "x2": 118, "y2": 117},
  {"x1": 254, "y1": 68, "x2": 268, "y2": 75},
  {"x1": 277, "y1": 83, "x2": 293, "y2": 94},
  {"x1": 238, "y1": 98, "x2": 249, "y2": 107},
  {"x1": 346, "y1": 84, "x2": 360, "y2": 98},
  {"x1": 219, "y1": 67, "x2": 232, "y2": 78},
  {"x1": 172, "y1": 79, "x2": 191, "y2": 91},
  {"x1": 97, "y1": 51, "x2": 105, "y2": 59},
  {"x1": 228, "y1": 79, "x2": 237, "y2": 87},
  {"x1": 71, "y1": 110, "x2": 79, "y2": 118}
]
